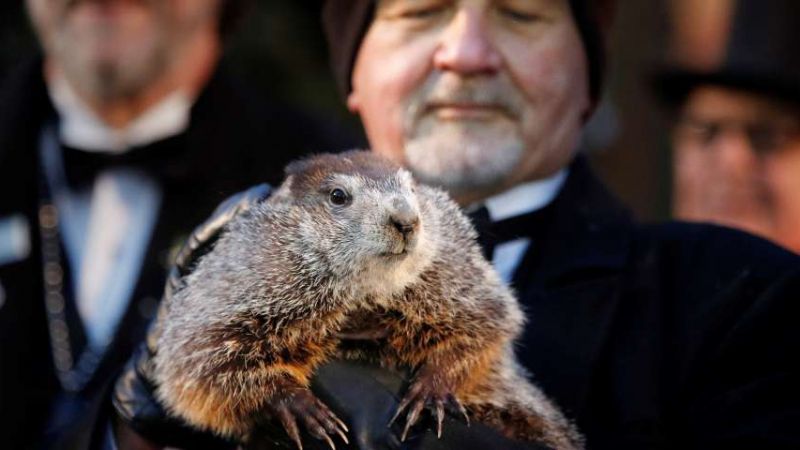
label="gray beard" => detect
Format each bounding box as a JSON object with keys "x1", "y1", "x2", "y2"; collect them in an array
[
  {"x1": 49, "y1": 4, "x2": 171, "y2": 101},
  {"x1": 400, "y1": 72, "x2": 526, "y2": 196},
  {"x1": 404, "y1": 122, "x2": 524, "y2": 195},
  {"x1": 56, "y1": 40, "x2": 169, "y2": 101}
]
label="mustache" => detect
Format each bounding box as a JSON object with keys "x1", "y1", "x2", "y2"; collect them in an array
[
  {"x1": 409, "y1": 74, "x2": 525, "y2": 120},
  {"x1": 66, "y1": 0, "x2": 111, "y2": 7},
  {"x1": 64, "y1": 0, "x2": 151, "y2": 9}
]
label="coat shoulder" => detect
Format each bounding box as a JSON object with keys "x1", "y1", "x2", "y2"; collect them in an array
[
  {"x1": 631, "y1": 221, "x2": 800, "y2": 285},
  {"x1": 623, "y1": 220, "x2": 800, "y2": 366}
]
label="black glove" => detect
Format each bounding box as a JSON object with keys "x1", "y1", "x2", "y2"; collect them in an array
[
  {"x1": 112, "y1": 183, "x2": 273, "y2": 449},
  {"x1": 246, "y1": 361, "x2": 552, "y2": 450}
]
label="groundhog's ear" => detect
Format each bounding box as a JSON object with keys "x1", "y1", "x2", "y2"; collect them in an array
[
  {"x1": 272, "y1": 175, "x2": 295, "y2": 202},
  {"x1": 283, "y1": 159, "x2": 308, "y2": 177},
  {"x1": 285, "y1": 158, "x2": 314, "y2": 177}
]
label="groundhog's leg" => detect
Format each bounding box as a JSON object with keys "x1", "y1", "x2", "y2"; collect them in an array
[
  {"x1": 388, "y1": 360, "x2": 472, "y2": 440},
  {"x1": 468, "y1": 402, "x2": 579, "y2": 449},
  {"x1": 255, "y1": 373, "x2": 349, "y2": 450},
  {"x1": 385, "y1": 327, "x2": 506, "y2": 441},
  {"x1": 160, "y1": 358, "x2": 350, "y2": 449},
  {"x1": 385, "y1": 328, "x2": 582, "y2": 448},
  {"x1": 157, "y1": 317, "x2": 349, "y2": 448},
  {"x1": 466, "y1": 400, "x2": 582, "y2": 450},
  {"x1": 462, "y1": 354, "x2": 584, "y2": 450}
]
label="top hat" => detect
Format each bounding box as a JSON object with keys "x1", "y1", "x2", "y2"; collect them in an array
[{"x1": 655, "y1": 0, "x2": 800, "y2": 106}]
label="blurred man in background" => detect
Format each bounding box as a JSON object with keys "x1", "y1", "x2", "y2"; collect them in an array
[
  {"x1": 0, "y1": 0, "x2": 350, "y2": 447},
  {"x1": 657, "y1": 0, "x2": 800, "y2": 252}
]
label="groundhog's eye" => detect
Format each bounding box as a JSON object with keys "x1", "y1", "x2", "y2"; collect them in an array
[{"x1": 329, "y1": 188, "x2": 350, "y2": 206}]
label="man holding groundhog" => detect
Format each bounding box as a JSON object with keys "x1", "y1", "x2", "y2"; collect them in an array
[{"x1": 111, "y1": 1, "x2": 800, "y2": 449}]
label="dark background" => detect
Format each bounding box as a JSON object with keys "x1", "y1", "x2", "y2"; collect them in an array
[{"x1": 0, "y1": 0, "x2": 674, "y2": 220}]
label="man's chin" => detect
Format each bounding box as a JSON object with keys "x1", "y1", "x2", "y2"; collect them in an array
[
  {"x1": 409, "y1": 168, "x2": 499, "y2": 197},
  {"x1": 403, "y1": 135, "x2": 523, "y2": 196},
  {"x1": 59, "y1": 46, "x2": 165, "y2": 100}
]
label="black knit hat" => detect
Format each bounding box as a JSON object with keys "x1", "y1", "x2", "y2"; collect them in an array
[
  {"x1": 322, "y1": 0, "x2": 614, "y2": 102},
  {"x1": 570, "y1": 0, "x2": 614, "y2": 104},
  {"x1": 654, "y1": 0, "x2": 800, "y2": 107}
]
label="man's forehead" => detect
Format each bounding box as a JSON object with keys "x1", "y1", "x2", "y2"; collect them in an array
[
  {"x1": 375, "y1": 0, "x2": 563, "y2": 9},
  {"x1": 684, "y1": 87, "x2": 800, "y2": 124},
  {"x1": 321, "y1": 0, "x2": 605, "y2": 99}
]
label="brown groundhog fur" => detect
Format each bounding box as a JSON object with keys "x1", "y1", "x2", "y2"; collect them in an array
[{"x1": 153, "y1": 150, "x2": 582, "y2": 450}]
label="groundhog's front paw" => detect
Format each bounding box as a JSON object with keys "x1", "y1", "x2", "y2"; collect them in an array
[
  {"x1": 389, "y1": 375, "x2": 470, "y2": 441},
  {"x1": 263, "y1": 387, "x2": 349, "y2": 450}
]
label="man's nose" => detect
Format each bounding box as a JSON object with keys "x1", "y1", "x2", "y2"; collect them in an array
[
  {"x1": 712, "y1": 129, "x2": 761, "y2": 179},
  {"x1": 433, "y1": 9, "x2": 502, "y2": 75}
]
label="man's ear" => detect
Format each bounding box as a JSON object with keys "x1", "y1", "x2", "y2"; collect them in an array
[{"x1": 346, "y1": 90, "x2": 361, "y2": 113}]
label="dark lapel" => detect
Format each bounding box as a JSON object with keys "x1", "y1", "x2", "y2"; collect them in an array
[
  {"x1": 512, "y1": 156, "x2": 633, "y2": 419},
  {"x1": 0, "y1": 57, "x2": 63, "y2": 443}
]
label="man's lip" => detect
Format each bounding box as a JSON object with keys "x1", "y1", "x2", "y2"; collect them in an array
[
  {"x1": 68, "y1": 0, "x2": 141, "y2": 17},
  {"x1": 425, "y1": 103, "x2": 509, "y2": 120}
]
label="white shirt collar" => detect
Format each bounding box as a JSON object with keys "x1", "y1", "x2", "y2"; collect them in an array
[
  {"x1": 47, "y1": 75, "x2": 192, "y2": 154},
  {"x1": 483, "y1": 169, "x2": 569, "y2": 221}
]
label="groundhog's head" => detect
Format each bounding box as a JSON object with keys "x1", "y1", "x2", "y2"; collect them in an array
[{"x1": 269, "y1": 150, "x2": 437, "y2": 296}]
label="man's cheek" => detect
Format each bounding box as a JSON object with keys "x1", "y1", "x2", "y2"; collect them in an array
[{"x1": 766, "y1": 148, "x2": 800, "y2": 201}]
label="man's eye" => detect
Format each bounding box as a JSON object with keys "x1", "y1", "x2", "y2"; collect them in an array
[
  {"x1": 498, "y1": 7, "x2": 540, "y2": 23},
  {"x1": 399, "y1": 6, "x2": 445, "y2": 20},
  {"x1": 681, "y1": 121, "x2": 720, "y2": 146}
]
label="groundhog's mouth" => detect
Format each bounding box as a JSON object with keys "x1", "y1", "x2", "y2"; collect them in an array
[
  {"x1": 381, "y1": 242, "x2": 415, "y2": 258},
  {"x1": 390, "y1": 237, "x2": 420, "y2": 256},
  {"x1": 379, "y1": 233, "x2": 418, "y2": 258},
  {"x1": 381, "y1": 249, "x2": 409, "y2": 258}
]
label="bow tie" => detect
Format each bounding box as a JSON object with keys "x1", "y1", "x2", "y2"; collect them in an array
[
  {"x1": 61, "y1": 134, "x2": 188, "y2": 188},
  {"x1": 468, "y1": 206, "x2": 551, "y2": 260}
]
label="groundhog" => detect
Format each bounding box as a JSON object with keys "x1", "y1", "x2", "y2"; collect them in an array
[{"x1": 153, "y1": 150, "x2": 582, "y2": 450}]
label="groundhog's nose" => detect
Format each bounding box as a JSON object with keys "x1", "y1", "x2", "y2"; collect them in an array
[
  {"x1": 392, "y1": 216, "x2": 419, "y2": 237},
  {"x1": 389, "y1": 200, "x2": 419, "y2": 238}
]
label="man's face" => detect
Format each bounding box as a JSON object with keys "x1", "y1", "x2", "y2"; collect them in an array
[
  {"x1": 672, "y1": 85, "x2": 800, "y2": 252},
  {"x1": 26, "y1": 0, "x2": 220, "y2": 101},
  {"x1": 348, "y1": 0, "x2": 591, "y2": 202}
]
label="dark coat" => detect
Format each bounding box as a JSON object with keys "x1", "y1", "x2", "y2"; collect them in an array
[
  {"x1": 510, "y1": 157, "x2": 800, "y2": 449},
  {"x1": 0, "y1": 57, "x2": 356, "y2": 449},
  {"x1": 297, "y1": 156, "x2": 800, "y2": 450}
]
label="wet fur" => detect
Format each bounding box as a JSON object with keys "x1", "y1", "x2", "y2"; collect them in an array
[{"x1": 153, "y1": 151, "x2": 582, "y2": 449}]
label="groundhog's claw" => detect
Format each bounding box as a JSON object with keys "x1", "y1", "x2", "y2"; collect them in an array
[
  {"x1": 275, "y1": 405, "x2": 304, "y2": 450},
  {"x1": 266, "y1": 388, "x2": 349, "y2": 450},
  {"x1": 389, "y1": 379, "x2": 467, "y2": 441},
  {"x1": 445, "y1": 393, "x2": 471, "y2": 426},
  {"x1": 434, "y1": 398, "x2": 445, "y2": 438}
]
